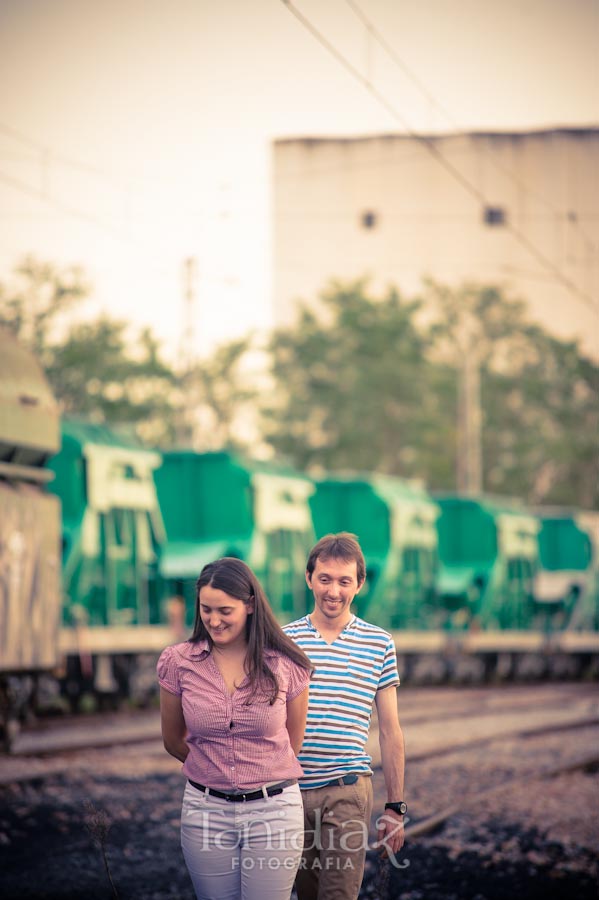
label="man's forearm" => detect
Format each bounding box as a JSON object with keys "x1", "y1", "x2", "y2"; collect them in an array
[{"x1": 379, "y1": 727, "x2": 405, "y2": 799}]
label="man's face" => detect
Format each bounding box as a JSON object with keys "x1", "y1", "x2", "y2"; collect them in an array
[{"x1": 306, "y1": 555, "x2": 362, "y2": 624}]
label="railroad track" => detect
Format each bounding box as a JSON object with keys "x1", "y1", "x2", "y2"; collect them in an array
[
  {"x1": 6, "y1": 685, "x2": 598, "y2": 757},
  {"x1": 397, "y1": 681, "x2": 598, "y2": 714},
  {"x1": 2, "y1": 683, "x2": 597, "y2": 787},
  {"x1": 367, "y1": 683, "x2": 599, "y2": 765},
  {"x1": 403, "y1": 749, "x2": 599, "y2": 839}
]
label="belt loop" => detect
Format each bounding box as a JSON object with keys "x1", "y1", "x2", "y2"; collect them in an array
[
  {"x1": 261, "y1": 785, "x2": 268, "y2": 800},
  {"x1": 204, "y1": 785, "x2": 210, "y2": 797}
]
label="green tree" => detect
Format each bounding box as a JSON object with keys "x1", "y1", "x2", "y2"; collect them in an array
[
  {"x1": 181, "y1": 337, "x2": 259, "y2": 452},
  {"x1": 264, "y1": 277, "x2": 596, "y2": 508},
  {"x1": 422, "y1": 279, "x2": 598, "y2": 507},
  {"x1": 263, "y1": 280, "x2": 452, "y2": 481},
  {"x1": 0, "y1": 255, "x2": 89, "y2": 359},
  {"x1": 482, "y1": 327, "x2": 598, "y2": 507},
  {"x1": 0, "y1": 257, "x2": 177, "y2": 444},
  {"x1": 46, "y1": 317, "x2": 177, "y2": 446},
  {"x1": 1, "y1": 257, "x2": 259, "y2": 452}
]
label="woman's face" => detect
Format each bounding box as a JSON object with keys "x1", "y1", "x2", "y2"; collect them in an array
[{"x1": 198, "y1": 584, "x2": 253, "y2": 650}]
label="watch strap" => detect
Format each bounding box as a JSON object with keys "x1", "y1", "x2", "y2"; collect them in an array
[{"x1": 384, "y1": 800, "x2": 407, "y2": 815}]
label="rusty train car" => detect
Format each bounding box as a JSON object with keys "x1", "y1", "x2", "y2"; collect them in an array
[{"x1": 0, "y1": 328, "x2": 62, "y2": 749}]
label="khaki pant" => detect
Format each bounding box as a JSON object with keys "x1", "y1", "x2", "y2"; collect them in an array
[{"x1": 295, "y1": 775, "x2": 373, "y2": 900}]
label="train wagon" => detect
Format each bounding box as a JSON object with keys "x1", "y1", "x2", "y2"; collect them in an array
[
  {"x1": 309, "y1": 474, "x2": 440, "y2": 631},
  {"x1": 47, "y1": 420, "x2": 168, "y2": 706},
  {"x1": 434, "y1": 494, "x2": 540, "y2": 632},
  {"x1": 154, "y1": 450, "x2": 315, "y2": 623},
  {"x1": 432, "y1": 494, "x2": 557, "y2": 680},
  {"x1": 0, "y1": 328, "x2": 61, "y2": 747},
  {"x1": 532, "y1": 511, "x2": 599, "y2": 627},
  {"x1": 531, "y1": 511, "x2": 599, "y2": 674}
]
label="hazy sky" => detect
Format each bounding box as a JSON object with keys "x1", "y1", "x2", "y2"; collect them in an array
[{"x1": 1, "y1": 0, "x2": 598, "y2": 358}]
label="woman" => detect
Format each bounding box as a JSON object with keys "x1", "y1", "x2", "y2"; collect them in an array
[{"x1": 158, "y1": 557, "x2": 312, "y2": 900}]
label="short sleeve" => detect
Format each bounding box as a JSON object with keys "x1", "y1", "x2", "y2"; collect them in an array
[
  {"x1": 378, "y1": 635, "x2": 400, "y2": 690},
  {"x1": 286, "y1": 658, "x2": 311, "y2": 700},
  {"x1": 157, "y1": 645, "x2": 182, "y2": 696}
]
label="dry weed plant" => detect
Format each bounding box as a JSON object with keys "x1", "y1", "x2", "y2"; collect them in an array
[{"x1": 83, "y1": 799, "x2": 120, "y2": 899}]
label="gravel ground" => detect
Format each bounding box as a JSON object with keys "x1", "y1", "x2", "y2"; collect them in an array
[
  {"x1": 376, "y1": 726, "x2": 599, "y2": 900},
  {"x1": 1, "y1": 691, "x2": 597, "y2": 900}
]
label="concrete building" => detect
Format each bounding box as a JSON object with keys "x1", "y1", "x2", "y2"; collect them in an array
[{"x1": 272, "y1": 128, "x2": 599, "y2": 357}]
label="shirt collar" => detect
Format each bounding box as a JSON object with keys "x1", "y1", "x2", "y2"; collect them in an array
[
  {"x1": 306, "y1": 614, "x2": 356, "y2": 638},
  {"x1": 187, "y1": 639, "x2": 210, "y2": 659},
  {"x1": 186, "y1": 638, "x2": 279, "y2": 658}
]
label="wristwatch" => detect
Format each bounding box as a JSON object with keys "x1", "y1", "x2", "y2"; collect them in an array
[{"x1": 385, "y1": 801, "x2": 407, "y2": 815}]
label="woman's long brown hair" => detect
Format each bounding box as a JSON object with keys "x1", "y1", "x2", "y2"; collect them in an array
[{"x1": 191, "y1": 557, "x2": 312, "y2": 703}]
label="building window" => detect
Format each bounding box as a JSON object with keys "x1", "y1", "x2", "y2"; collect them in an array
[
  {"x1": 360, "y1": 210, "x2": 378, "y2": 229},
  {"x1": 483, "y1": 206, "x2": 507, "y2": 226}
]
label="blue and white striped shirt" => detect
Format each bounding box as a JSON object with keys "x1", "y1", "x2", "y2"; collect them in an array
[{"x1": 283, "y1": 614, "x2": 400, "y2": 789}]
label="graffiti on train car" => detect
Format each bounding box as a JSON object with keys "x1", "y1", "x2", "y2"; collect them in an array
[{"x1": 0, "y1": 483, "x2": 61, "y2": 670}]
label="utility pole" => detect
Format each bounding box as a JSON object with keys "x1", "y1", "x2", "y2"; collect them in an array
[
  {"x1": 457, "y1": 346, "x2": 482, "y2": 494},
  {"x1": 177, "y1": 256, "x2": 198, "y2": 446},
  {"x1": 455, "y1": 310, "x2": 483, "y2": 495}
]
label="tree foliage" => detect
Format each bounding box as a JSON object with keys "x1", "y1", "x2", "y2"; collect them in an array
[
  {"x1": 181, "y1": 337, "x2": 259, "y2": 452},
  {"x1": 481, "y1": 327, "x2": 598, "y2": 506},
  {"x1": 47, "y1": 318, "x2": 177, "y2": 445},
  {"x1": 0, "y1": 257, "x2": 256, "y2": 450},
  {"x1": 264, "y1": 278, "x2": 597, "y2": 508},
  {"x1": 0, "y1": 256, "x2": 89, "y2": 361},
  {"x1": 421, "y1": 278, "x2": 598, "y2": 507},
  {"x1": 0, "y1": 257, "x2": 177, "y2": 445},
  {"x1": 3, "y1": 259, "x2": 594, "y2": 507},
  {"x1": 263, "y1": 280, "x2": 453, "y2": 481}
]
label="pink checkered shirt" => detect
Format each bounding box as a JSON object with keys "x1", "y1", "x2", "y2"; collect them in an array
[{"x1": 157, "y1": 639, "x2": 310, "y2": 790}]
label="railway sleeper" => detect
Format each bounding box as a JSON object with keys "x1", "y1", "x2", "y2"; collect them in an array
[{"x1": 398, "y1": 650, "x2": 598, "y2": 685}]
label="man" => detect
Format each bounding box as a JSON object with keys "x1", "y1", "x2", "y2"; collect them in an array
[{"x1": 283, "y1": 533, "x2": 406, "y2": 900}]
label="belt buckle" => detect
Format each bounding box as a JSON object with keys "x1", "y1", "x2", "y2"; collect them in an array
[{"x1": 337, "y1": 774, "x2": 358, "y2": 786}]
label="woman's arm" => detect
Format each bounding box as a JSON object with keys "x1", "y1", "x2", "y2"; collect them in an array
[
  {"x1": 286, "y1": 686, "x2": 309, "y2": 755},
  {"x1": 160, "y1": 686, "x2": 189, "y2": 763}
]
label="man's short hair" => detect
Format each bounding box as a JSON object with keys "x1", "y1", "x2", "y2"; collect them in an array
[{"x1": 306, "y1": 532, "x2": 366, "y2": 585}]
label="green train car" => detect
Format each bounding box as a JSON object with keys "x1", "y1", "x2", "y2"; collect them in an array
[
  {"x1": 154, "y1": 450, "x2": 315, "y2": 624},
  {"x1": 45, "y1": 420, "x2": 171, "y2": 708},
  {"x1": 309, "y1": 474, "x2": 439, "y2": 630},
  {"x1": 48, "y1": 421, "x2": 165, "y2": 636},
  {"x1": 533, "y1": 511, "x2": 599, "y2": 632},
  {"x1": 434, "y1": 495, "x2": 539, "y2": 632}
]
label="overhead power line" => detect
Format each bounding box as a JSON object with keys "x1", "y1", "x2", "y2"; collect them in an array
[
  {"x1": 343, "y1": 0, "x2": 598, "y2": 257},
  {"x1": 0, "y1": 122, "x2": 184, "y2": 193},
  {"x1": 280, "y1": 0, "x2": 598, "y2": 313},
  {"x1": 0, "y1": 169, "x2": 139, "y2": 244},
  {"x1": 0, "y1": 122, "x2": 226, "y2": 218}
]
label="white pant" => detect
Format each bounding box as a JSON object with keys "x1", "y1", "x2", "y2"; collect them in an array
[{"x1": 181, "y1": 781, "x2": 304, "y2": 900}]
